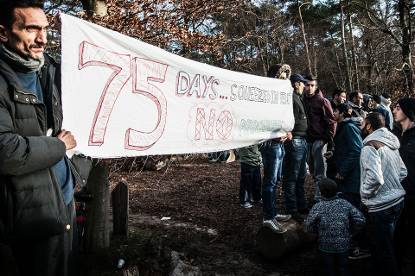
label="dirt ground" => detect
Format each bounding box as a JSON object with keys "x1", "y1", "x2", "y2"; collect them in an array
[{"x1": 80, "y1": 155, "x2": 370, "y2": 276}]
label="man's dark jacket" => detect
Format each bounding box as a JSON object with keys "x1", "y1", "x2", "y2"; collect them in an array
[
  {"x1": 0, "y1": 55, "x2": 74, "y2": 242},
  {"x1": 303, "y1": 89, "x2": 336, "y2": 142},
  {"x1": 333, "y1": 119, "x2": 362, "y2": 194},
  {"x1": 395, "y1": 125, "x2": 415, "y2": 198},
  {"x1": 292, "y1": 92, "x2": 307, "y2": 137}
]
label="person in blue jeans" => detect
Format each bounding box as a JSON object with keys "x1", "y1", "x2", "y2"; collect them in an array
[
  {"x1": 259, "y1": 64, "x2": 293, "y2": 234},
  {"x1": 260, "y1": 140, "x2": 290, "y2": 233},
  {"x1": 283, "y1": 74, "x2": 309, "y2": 223}
]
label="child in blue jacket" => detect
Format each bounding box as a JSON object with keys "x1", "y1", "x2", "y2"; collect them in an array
[{"x1": 306, "y1": 178, "x2": 365, "y2": 276}]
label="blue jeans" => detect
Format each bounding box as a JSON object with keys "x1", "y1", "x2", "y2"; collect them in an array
[
  {"x1": 309, "y1": 140, "x2": 328, "y2": 200},
  {"x1": 368, "y1": 201, "x2": 404, "y2": 276},
  {"x1": 283, "y1": 137, "x2": 307, "y2": 213},
  {"x1": 239, "y1": 163, "x2": 262, "y2": 204},
  {"x1": 320, "y1": 251, "x2": 350, "y2": 276},
  {"x1": 260, "y1": 140, "x2": 285, "y2": 220}
]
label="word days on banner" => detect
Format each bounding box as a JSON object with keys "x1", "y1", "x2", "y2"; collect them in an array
[{"x1": 61, "y1": 14, "x2": 294, "y2": 158}]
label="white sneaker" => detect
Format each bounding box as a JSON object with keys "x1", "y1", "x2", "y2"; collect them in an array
[
  {"x1": 263, "y1": 219, "x2": 287, "y2": 234},
  {"x1": 240, "y1": 202, "x2": 253, "y2": 209},
  {"x1": 274, "y1": 214, "x2": 292, "y2": 222}
]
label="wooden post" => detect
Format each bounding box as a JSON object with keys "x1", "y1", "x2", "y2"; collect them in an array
[
  {"x1": 85, "y1": 161, "x2": 110, "y2": 251},
  {"x1": 112, "y1": 180, "x2": 129, "y2": 236}
]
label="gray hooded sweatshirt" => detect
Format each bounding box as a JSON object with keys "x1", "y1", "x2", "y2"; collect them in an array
[{"x1": 360, "y1": 127, "x2": 407, "y2": 212}]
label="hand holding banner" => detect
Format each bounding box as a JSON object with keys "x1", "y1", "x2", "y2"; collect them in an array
[{"x1": 61, "y1": 14, "x2": 294, "y2": 158}]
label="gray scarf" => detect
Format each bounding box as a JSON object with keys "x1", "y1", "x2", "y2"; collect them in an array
[{"x1": 0, "y1": 44, "x2": 44, "y2": 73}]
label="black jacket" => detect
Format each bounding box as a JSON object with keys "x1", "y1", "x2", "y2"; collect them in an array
[
  {"x1": 0, "y1": 55, "x2": 72, "y2": 241},
  {"x1": 292, "y1": 92, "x2": 308, "y2": 137},
  {"x1": 396, "y1": 125, "x2": 415, "y2": 197}
]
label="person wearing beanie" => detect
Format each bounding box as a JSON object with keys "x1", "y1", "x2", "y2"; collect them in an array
[{"x1": 393, "y1": 97, "x2": 415, "y2": 274}]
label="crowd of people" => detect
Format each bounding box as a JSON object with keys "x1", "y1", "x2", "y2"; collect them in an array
[{"x1": 238, "y1": 64, "x2": 415, "y2": 276}]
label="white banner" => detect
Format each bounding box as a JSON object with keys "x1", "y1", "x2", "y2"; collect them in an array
[{"x1": 61, "y1": 14, "x2": 294, "y2": 158}]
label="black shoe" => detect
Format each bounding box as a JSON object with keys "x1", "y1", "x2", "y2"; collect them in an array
[
  {"x1": 291, "y1": 212, "x2": 306, "y2": 223},
  {"x1": 348, "y1": 247, "x2": 371, "y2": 260}
]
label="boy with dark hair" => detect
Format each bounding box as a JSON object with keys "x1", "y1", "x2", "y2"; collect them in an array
[
  {"x1": 238, "y1": 145, "x2": 262, "y2": 208},
  {"x1": 306, "y1": 178, "x2": 365, "y2": 276}
]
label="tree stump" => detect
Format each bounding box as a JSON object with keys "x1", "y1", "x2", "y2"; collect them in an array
[
  {"x1": 112, "y1": 180, "x2": 129, "y2": 236},
  {"x1": 256, "y1": 221, "x2": 316, "y2": 260},
  {"x1": 85, "y1": 161, "x2": 110, "y2": 252}
]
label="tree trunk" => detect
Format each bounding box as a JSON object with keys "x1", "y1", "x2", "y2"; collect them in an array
[
  {"x1": 298, "y1": 3, "x2": 313, "y2": 76},
  {"x1": 341, "y1": 4, "x2": 353, "y2": 93},
  {"x1": 330, "y1": 33, "x2": 344, "y2": 87},
  {"x1": 398, "y1": 0, "x2": 414, "y2": 96},
  {"x1": 348, "y1": 13, "x2": 360, "y2": 92},
  {"x1": 85, "y1": 161, "x2": 110, "y2": 252}
]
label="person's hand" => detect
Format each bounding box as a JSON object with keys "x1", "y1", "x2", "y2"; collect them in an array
[
  {"x1": 335, "y1": 173, "x2": 344, "y2": 180},
  {"x1": 280, "y1": 135, "x2": 288, "y2": 142},
  {"x1": 286, "y1": 132, "x2": 293, "y2": 141},
  {"x1": 57, "y1": 129, "x2": 77, "y2": 150},
  {"x1": 323, "y1": 151, "x2": 333, "y2": 159}
]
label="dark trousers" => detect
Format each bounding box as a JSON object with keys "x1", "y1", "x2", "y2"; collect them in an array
[
  {"x1": 320, "y1": 251, "x2": 350, "y2": 276},
  {"x1": 282, "y1": 137, "x2": 307, "y2": 213},
  {"x1": 12, "y1": 200, "x2": 78, "y2": 276},
  {"x1": 395, "y1": 196, "x2": 415, "y2": 276},
  {"x1": 239, "y1": 162, "x2": 261, "y2": 204},
  {"x1": 338, "y1": 192, "x2": 370, "y2": 250},
  {"x1": 368, "y1": 201, "x2": 404, "y2": 276}
]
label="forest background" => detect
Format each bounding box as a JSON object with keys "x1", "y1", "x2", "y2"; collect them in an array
[{"x1": 46, "y1": 0, "x2": 415, "y2": 100}]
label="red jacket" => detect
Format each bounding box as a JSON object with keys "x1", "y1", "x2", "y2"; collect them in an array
[{"x1": 304, "y1": 90, "x2": 336, "y2": 143}]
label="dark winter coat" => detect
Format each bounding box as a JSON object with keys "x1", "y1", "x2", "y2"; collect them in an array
[
  {"x1": 374, "y1": 105, "x2": 392, "y2": 130},
  {"x1": 333, "y1": 119, "x2": 362, "y2": 194},
  {"x1": 396, "y1": 125, "x2": 415, "y2": 198},
  {"x1": 306, "y1": 197, "x2": 366, "y2": 253},
  {"x1": 292, "y1": 91, "x2": 308, "y2": 137},
  {"x1": 303, "y1": 90, "x2": 336, "y2": 143},
  {"x1": 0, "y1": 55, "x2": 74, "y2": 242},
  {"x1": 348, "y1": 101, "x2": 367, "y2": 119}
]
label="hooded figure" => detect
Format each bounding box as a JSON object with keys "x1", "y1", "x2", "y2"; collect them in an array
[{"x1": 360, "y1": 127, "x2": 407, "y2": 211}]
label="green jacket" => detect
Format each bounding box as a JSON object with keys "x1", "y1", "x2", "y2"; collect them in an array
[{"x1": 238, "y1": 145, "x2": 262, "y2": 167}]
